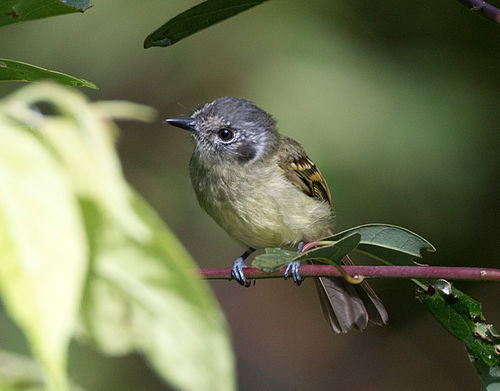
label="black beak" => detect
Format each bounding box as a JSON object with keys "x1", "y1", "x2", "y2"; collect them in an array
[{"x1": 164, "y1": 117, "x2": 196, "y2": 132}]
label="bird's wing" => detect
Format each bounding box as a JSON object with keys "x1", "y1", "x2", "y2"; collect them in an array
[{"x1": 279, "y1": 138, "x2": 333, "y2": 206}]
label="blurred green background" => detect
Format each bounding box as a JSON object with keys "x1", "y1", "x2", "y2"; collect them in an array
[{"x1": 1, "y1": 0, "x2": 499, "y2": 389}]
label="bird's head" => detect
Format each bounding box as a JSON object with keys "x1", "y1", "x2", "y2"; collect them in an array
[{"x1": 166, "y1": 97, "x2": 278, "y2": 164}]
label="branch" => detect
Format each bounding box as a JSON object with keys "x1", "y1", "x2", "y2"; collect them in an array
[
  {"x1": 199, "y1": 265, "x2": 500, "y2": 282},
  {"x1": 458, "y1": 0, "x2": 500, "y2": 24}
]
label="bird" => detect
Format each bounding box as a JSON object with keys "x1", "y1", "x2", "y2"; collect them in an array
[{"x1": 166, "y1": 96, "x2": 388, "y2": 333}]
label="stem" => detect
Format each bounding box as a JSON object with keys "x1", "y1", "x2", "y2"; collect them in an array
[
  {"x1": 198, "y1": 265, "x2": 500, "y2": 282},
  {"x1": 457, "y1": 0, "x2": 500, "y2": 24}
]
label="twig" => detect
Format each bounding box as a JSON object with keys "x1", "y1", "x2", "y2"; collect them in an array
[
  {"x1": 457, "y1": 0, "x2": 500, "y2": 24},
  {"x1": 199, "y1": 265, "x2": 500, "y2": 282}
]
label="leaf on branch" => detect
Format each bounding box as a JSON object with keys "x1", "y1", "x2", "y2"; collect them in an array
[
  {"x1": 295, "y1": 233, "x2": 361, "y2": 265},
  {"x1": 328, "y1": 224, "x2": 436, "y2": 266},
  {"x1": 0, "y1": 58, "x2": 96, "y2": 88},
  {"x1": 144, "y1": 0, "x2": 269, "y2": 48},
  {"x1": 0, "y1": 0, "x2": 92, "y2": 28},
  {"x1": 251, "y1": 248, "x2": 296, "y2": 273},
  {"x1": 416, "y1": 279, "x2": 500, "y2": 377},
  {"x1": 252, "y1": 224, "x2": 434, "y2": 273},
  {"x1": 251, "y1": 233, "x2": 361, "y2": 272},
  {"x1": 469, "y1": 354, "x2": 500, "y2": 391}
]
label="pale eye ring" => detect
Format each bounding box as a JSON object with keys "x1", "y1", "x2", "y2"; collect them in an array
[{"x1": 218, "y1": 128, "x2": 234, "y2": 141}]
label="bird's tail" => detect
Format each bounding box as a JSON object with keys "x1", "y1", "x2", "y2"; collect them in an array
[{"x1": 313, "y1": 255, "x2": 388, "y2": 333}]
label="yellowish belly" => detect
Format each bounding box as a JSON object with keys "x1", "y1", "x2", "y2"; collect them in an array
[{"x1": 192, "y1": 166, "x2": 334, "y2": 250}]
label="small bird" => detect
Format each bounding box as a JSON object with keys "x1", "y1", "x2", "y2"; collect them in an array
[{"x1": 166, "y1": 97, "x2": 388, "y2": 333}]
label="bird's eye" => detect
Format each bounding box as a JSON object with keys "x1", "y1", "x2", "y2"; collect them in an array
[{"x1": 218, "y1": 128, "x2": 234, "y2": 141}]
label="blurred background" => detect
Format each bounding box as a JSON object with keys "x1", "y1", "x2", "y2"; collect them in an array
[{"x1": 0, "y1": 0, "x2": 499, "y2": 389}]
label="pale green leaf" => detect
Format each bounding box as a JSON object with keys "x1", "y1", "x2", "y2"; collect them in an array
[
  {"x1": 0, "y1": 350, "x2": 87, "y2": 391},
  {"x1": 252, "y1": 248, "x2": 296, "y2": 272},
  {"x1": 80, "y1": 192, "x2": 236, "y2": 391},
  {"x1": 0, "y1": 350, "x2": 43, "y2": 391},
  {"x1": 2, "y1": 83, "x2": 153, "y2": 242},
  {"x1": 0, "y1": 82, "x2": 235, "y2": 391},
  {"x1": 0, "y1": 118, "x2": 87, "y2": 391}
]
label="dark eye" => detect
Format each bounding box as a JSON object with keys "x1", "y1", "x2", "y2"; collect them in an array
[{"x1": 218, "y1": 128, "x2": 234, "y2": 141}]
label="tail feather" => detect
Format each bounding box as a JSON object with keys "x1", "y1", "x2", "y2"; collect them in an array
[{"x1": 313, "y1": 256, "x2": 388, "y2": 334}]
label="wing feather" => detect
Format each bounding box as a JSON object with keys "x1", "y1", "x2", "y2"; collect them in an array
[{"x1": 279, "y1": 138, "x2": 332, "y2": 206}]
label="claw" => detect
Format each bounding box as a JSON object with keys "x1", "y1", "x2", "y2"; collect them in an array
[
  {"x1": 284, "y1": 241, "x2": 305, "y2": 285},
  {"x1": 231, "y1": 257, "x2": 250, "y2": 287},
  {"x1": 231, "y1": 248, "x2": 255, "y2": 288},
  {"x1": 284, "y1": 260, "x2": 304, "y2": 285}
]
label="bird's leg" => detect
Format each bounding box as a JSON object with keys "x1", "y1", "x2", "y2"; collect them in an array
[
  {"x1": 231, "y1": 248, "x2": 255, "y2": 287},
  {"x1": 284, "y1": 241, "x2": 305, "y2": 285}
]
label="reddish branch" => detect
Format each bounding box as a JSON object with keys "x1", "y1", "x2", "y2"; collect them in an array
[
  {"x1": 199, "y1": 265, "x2": 500, "y2": 282},
  {"x1": 458, "y1": 0, "x2": 500, "y2": 24}
]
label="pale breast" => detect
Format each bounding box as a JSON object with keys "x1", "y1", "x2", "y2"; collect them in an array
[{"x1": 189, "y1": 156, "x2": 334, "y2": 250}]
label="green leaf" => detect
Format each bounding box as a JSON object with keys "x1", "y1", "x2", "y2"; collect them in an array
[
  {"x1": 0, "y1": 350, "x2": 87, "y2": 391},
  {"x1": 416, "y1": 280, "x2": 500, "y2": 368},
  {"x1": 0, "y1": 59, "x2": 96, "y2": 88},
  {"x1": 469, "y1": 355, "x2": 500, "y2": 391},
  {"x1": 144, "y1": 0, "x2": 269, "y2": 48},
  {"x1": 0, "y1": 112, "x2": 88, "y2": 390},
  {"x1": 0, "y1": 0, "x2": 92, "y2": 28},
  {"x1": 295, "y1": 233, "x2": 361, "y2": 265},
  {"x1": 3, "y1": 83, "x2": 153, "y2": 242},
  {"x1": 79, "y1": 192, "x2": 236, "y2": 391},
  {"x1": 0, "y1": 350, "x2": 44, "y2": 391},
  {"x1": 252, "y1": 233, "x2": 361, "y2": 272},
  {"x1": 251, "y1": 248, "x2": 296, "y2": 272},
  {"x1": 0, "y1": 83, "x2": 235, "y2": 391},
  {"x1": 328, "y1": 224, "x2": 435, "y2": 265}
]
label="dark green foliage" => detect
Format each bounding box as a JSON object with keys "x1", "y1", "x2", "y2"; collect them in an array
[{"x1": 144, "y1": 0, "x2": 269, "y2": 48}]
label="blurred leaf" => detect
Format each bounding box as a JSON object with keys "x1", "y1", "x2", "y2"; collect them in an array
[
  {"x1": 328, "y1": 224, "x2": 436, "y2": 265},
  {"x1": 3, "y1": 83, "x2": 152, "y2": 241},
  {"x1": 0, "y1": 83, "x2": 235, "y2": 391},
  {"x1": 0, "y1": 110, "x2": 88, "y2": 390},
  {"x1": 0, "y1": 59, "x2": 96, "y2": 88},
  {"x1": 0, "y1": 350, "x2": 87, "y2": 391},
  {"x1": 416, "y1": 280, "x2": 500, "y2": 368},
  {"x1": 144, "y1": 0, "x2": 269, "y2": 48},
  {"x1": 91, "y1": 101, "x2": 156, "y2": 122},
  {"x1": 252, "y1": 233, "x2": 361, "y2": 272},
  {"x1": 79, "y1": 191, "x2": 235, "y2": 391},
  {"x1": 0, "y1": 0, "x2": 92, "y2": 27},
  {"x1": 0, "y1": 350, "x2": 44, "y2": 391}
]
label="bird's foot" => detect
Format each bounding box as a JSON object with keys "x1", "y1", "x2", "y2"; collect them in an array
[
  {"x1": 284, "y1": 260, "x2": 304, "y2": 285},
  {"x1": 231, "y1": 248, "x2": 255, "y2": 287},
  {"x1": 283, "y1": 241, "x2": 305, "y2": 285},
  {"x1": 231, "y1": 257, "x2": 250, "y2": 287}
]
